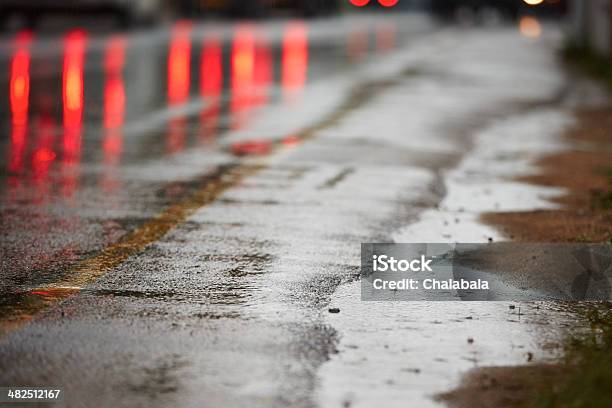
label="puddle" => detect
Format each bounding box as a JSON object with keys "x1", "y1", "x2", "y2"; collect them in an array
[
  {"x1": 317, "y1": 28, "x2": 581, "y2": 408},
  {"x1": 318, "y1": 284, "x2": 578, "y2": 408}
]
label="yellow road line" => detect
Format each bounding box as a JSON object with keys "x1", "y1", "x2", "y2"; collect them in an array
[
  {"x1": 0, "y1": 76, "x2": 397, "y2": 338},
  {"x1": 0, "y1": 164, "x2": 262, "y2": 336}
]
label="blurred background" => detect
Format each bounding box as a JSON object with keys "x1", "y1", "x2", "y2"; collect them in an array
[
  {"x1": 4, "y1": 2, "x2": 612, "y2": 407},
  {"x1": 0, "y1": 0, "x2": 587, "y2": 246},
  {"x1": 0, "y1": 0, "x2": 568, "y2": 29}
]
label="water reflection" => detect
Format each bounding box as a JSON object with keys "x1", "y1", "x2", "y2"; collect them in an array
[
  {"x1": 347, "y1": 27, "x2": 369, "y2": 62},
  {"x1": 31, "y1": 114, "x2": 57, "y2": 189},
  {"x1": 167, "y1": 22, "x2": 192, "y2": 154},
  {"x1": 376, "y1": 21, "x2": 396, "y2": 52},
  {"x1": 282, "y1": 22, "x2": 308, "y2": 100},
  {"x1": 62, "y1": 30, "x2": 87, "y2": 197},
  {"x1": 9, "y1": 31, "x2": 33, "y2": 175},
  {"x1": 2, "y1": 17, "x2": 400, "y2": 196},
  {"x1": 199, "y1": 34, "x2": 223, "y2": 144},
  {"x1": 168, "y1": 22, "x2": 192, "y2": 105},
  {"x1": 254, "y1": 32, "x2": 272, "y2": 107},
  {"x1": 519, "y1": 16, "x2": 542, "y2": 39},
  {"x1": 0, "y1": 17, "x2": 406, "y2": 301},
  {"x1": 231, "y1": 24, "x2": 257, "y2": 130},
  {"x1": 102, "y1": 36, "x2": 127, "y2": 193}
]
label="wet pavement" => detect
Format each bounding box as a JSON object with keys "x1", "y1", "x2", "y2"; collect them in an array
[
  {"x1": 0, "y1": 15, "x2": 423, "y2": 300},
  {"x1": 0, "y1": 13, "x2": 597, "y2": 408}
]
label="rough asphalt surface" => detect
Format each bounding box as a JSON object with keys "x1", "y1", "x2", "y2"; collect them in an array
[{"x1": 0, "y1": 14, "x2": 596, "y2": 408}]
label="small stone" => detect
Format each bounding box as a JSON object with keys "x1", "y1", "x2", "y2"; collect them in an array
[
  {"x1": 509, "y1": 305, "x2": 516, "y2": 310},
  {"x1": 467, "y1": 337, "x2": 474, "y2": 344},
  {"x1": 488, "y1": 237, "x2": 494, "y2": 243},
  {"x1": 328, "y1": 308, "x2": 340, "y2": 314}
]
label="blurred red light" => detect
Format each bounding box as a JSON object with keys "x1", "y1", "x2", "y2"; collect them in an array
[
  {"x1": 10, "y1": 33, "x2": 32, "y2": 127},
  {"x1": 104, "y1": 36, "x2": 126, "y2": 74},
  {"x1": 62, "y1": 29, "x2": 86, "y2": 178},
  {"x1": 104, "y1": 37, "x2": 126, "y2": 130},
  {"x1": 254, "y1": 38, "x2": 272, "y2": 105},
  {"x1": 103, "y1": 36, "x2": 127, "y2": 171},
  {"x1": 33, "y1": 148, "x2": 56, "y2": 164},
  {"x1": 32, "y1": 115, "x2": 56, "y2": 183},
  {"x1": 9, "y1": 126, "x2": 27, "y2": 174},
  {"x1": 167, "y1": 23, "x2": 192, "y2": 154},
  {"x1": 347, "y1": 28, "x2": 369, "y2": 62},
  {"x1": 200, "y1": 36, "x2": 223, "y2": 142},
  {"x1": 282, "y1": 22, "x2": 309, "y2": 97},
  {"x1": 232, "y1": 26, "x2": 255, "y2": 99},
  {"x1": 63, "y1": 30, "x2": 86, "y2": 130},
  {"x1": 378, "y1": 0, "x2": 399, "y2": 7},
  {"x1": 376, "y1": 23, "x2": 396, "y2": 52},
  {"x1": 104, "y1": 77, "x2": 125, "y2": 130},
  {"x1": 61, "y1": 30, "x2": 87, "y2": 197},
  {"x1": 168, "y1": 23, "x2": 192, "y2": 105},
  {"x1": 8, "y1": 31, "x2": 32, "y2": 174},
  {"x1": 231, "y1": 140, "x2": 272, "y2": 156},
  {"x1": 201, "y1": 36, "x2": 222, "y2": 98},
  {"x1": 231, "y1": 25, "x2": 256, "y2": 129},
  {"x1": 30, "y1": 291, "x2": 52, "y2": 296},
  {"x1": 350, "y1": 0, "x2": 370, "y2": 6},
  {"x1": 282, "y1": 135, "x2": 301, "y2": 146}
]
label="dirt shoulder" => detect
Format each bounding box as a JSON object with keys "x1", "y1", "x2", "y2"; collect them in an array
[
  {"x1": 437, "y1": 304, "x2": 612, "y2": 408},
  {"x1": 482, "y1": 106, "x2": 612, "y2": 243},
  {"x1": 436, "y1": 364, "x2": 566, "y2": 408},
  {"x1": 439, "y1": 93, "x2": 612, "y2": 406}
]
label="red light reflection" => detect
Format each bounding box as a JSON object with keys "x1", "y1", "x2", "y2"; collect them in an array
[
  {"x1": 201, "y1": 36, "x2": 222, "y2": 98},
  {"x1": 282, "y1": 22, "x2": 308, "y2": 99},
  {"x1": 254, "y1": 37, "x2": 272, "y2": 106},
  {"x1": 168, "y1": 22, "x2": 192, "y2": 105},
  {"x1": 376, "y1": 23, "x2": 396, "y2": 52},
  {"x1": 166, "y1": 22, "x2": 191, "y2": 153},
  {"x1": 104, "y1": 77, "x2": 125, "y2": 134},
  {"x1": 103, "y1": 36, "x2": 126, "y2": 169},
  {"x1": 10, "y1": 32, "x2": 31, "y2": 127},
  {"x1": 231, "y1": 25, "x2": 258, "y2": 129},
  {"x1": 104, "y1": 37, "x2": 126, "y2": 131},
  {"x1": 200, "y1": 36, "x2": 223, "y2": 143},
  {"x1": 282, "y1": 135, "x2": 302, "y2": 146},
  {"x1": 231, "y1": 139, "x2": 272, "y2": 156},
  {"x1": 32, "y1": 115, "x2": 57, "y2": 185},
  {"x1": 347, "y1": 28, "x2": 369, "y2": 62},
  {"x1": 167, "y1": 22, "x2": 192, "y2": 154},
  {"x1": 62, "y1": 30, "x2": 87, "y2": 197},
  {"x1": 8, "y1": 31, "x2": 33, "y2": 174},
  {"x1": 63, "y1": 30, "x2": 86, "y2": 131}
]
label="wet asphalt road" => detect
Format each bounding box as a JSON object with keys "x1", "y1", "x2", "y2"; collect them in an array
[
  {"x1": 0, "y1": 14, "x2": 421, "y2": 301},
  {"x1": 0, "y1": 13, "x2": 583, "y2": 408}
]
